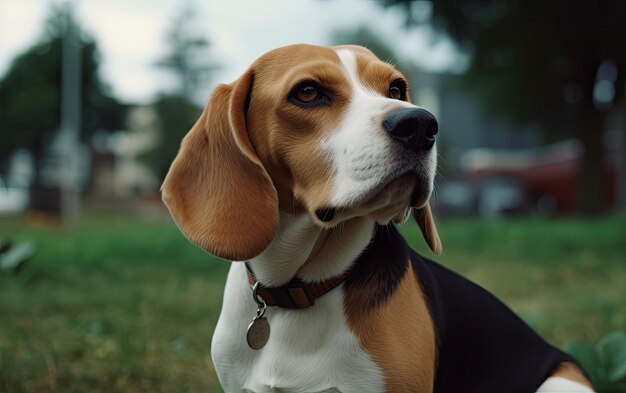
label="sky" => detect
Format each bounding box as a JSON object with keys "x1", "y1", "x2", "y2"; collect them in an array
[{"x1": 0, "y1": 0, "x2": 462, "y2": 105}]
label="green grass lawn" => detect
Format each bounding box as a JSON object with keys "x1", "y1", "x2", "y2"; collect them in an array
[{"x1": 1, "y1": 213, "x2": 625, "y2": 392}]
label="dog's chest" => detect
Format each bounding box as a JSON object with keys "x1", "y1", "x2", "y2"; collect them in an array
[{"x1": 211, "y1": 263, "x2": 384, "y2": 393}]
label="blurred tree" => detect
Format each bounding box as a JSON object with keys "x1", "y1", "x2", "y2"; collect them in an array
[
  {"x1": 0, "y1": 5, "x2": 124, "y2": 174},
  {"x1": 145, "y1": 6, "x2": 218, "y2": 181},
  {"x1": 379, "y1": 0, "x2": 626, "y2": 215},
  {"x1": 143, "y1": 95, "x2": 200, "y2": 180},
  {"x1": 155, "y1": 7, "x2": 218, "y2": 102}
]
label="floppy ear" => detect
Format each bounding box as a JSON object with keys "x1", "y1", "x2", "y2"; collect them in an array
[
  {"x1": 413, "y1": 204, "x2": 442, "y2": 255},
  {"x1": 161, "y1": 70, "x2": 279, "y2": 261}
]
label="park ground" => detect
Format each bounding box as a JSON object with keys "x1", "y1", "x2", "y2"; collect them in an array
[{"x1": 1, "y1": 213, "x2": 624, "y2": 392}]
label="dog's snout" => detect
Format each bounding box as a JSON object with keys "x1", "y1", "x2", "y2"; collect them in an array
[{"x1": 382, "y1": 108, "x2": 438, "y2": 151}]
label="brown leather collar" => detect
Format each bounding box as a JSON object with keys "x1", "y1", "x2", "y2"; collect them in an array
[{"x1": 245, "y1": 263, "x2": 348, "y2": 309}]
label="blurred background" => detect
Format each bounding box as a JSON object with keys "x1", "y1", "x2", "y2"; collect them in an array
[{"x1": 1, "y1": 0, "x2": 625, "y2": 392}]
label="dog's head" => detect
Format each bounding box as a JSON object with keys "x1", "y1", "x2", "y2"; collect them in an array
[{"x1": 161, "y1": 44, "x2": 441, "y2": 260}]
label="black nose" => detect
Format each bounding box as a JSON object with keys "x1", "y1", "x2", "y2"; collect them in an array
[{"x1": 382, "y1": 108, "x2": 438, "y2": 151}]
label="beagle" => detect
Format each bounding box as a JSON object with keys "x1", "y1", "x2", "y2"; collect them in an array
[{"x1": 162, "y1": 44, "x2": 594, "y2": 393}]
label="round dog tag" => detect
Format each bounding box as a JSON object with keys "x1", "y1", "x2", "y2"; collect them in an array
[{"x1": 246, "y1": 317, "x2": 270, "y2": 350}]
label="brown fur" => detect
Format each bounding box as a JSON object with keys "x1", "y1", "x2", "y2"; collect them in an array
[
  {"x1": 344, "y1": 262, "x2": 436, "y2": 392},
  {"x1": 161, "y1": 70, "x2": 279, "y2": 260},
  {"x1": 245, "y1": 45, "x2": 351, "y2": 214},
  {"x1": 414, "y1": 204, "x2": 442, "y2": 255}
]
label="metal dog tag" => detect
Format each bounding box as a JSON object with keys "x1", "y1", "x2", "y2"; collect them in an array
[
  {"x1": 246, "y1": 316, "x2": 270, "y2": 350},
  {"x1": 246, "y1": 282, "x2": 270, "y2": 350}
]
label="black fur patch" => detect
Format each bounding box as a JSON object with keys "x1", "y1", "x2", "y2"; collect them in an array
[
  {"x1": 343, "y1": 224, "x2": 409, "y2": 309},
  {"x1": 345, "y1": 223, "x2": 582, "y2": 393}
]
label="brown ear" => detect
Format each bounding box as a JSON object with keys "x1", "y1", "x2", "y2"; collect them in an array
[
  {"x1": 413, "y1": 204, "x2": 442, "y2": 255},
  {"x1": 161, "y1": 70, "x2": 279, "y2": 261}
]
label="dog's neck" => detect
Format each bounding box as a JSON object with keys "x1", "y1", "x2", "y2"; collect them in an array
[{"x1": 246, "y1": 212, "x2": 374, "y2": 286}]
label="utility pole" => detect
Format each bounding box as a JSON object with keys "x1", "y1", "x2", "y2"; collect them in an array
[{"x1": 58, "y1": 1, "x2": 81, "y2": 222}]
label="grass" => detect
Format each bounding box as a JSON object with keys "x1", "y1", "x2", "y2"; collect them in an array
[
  {"x1": 404, "y1": 216, "x2": 626, "y2": 346},
  {"x1": 0, "y1": 213, "x2": 625, "y2": 392},
  {"x1": 0, "y1": 214, "x2": 227, "y2": 393}
]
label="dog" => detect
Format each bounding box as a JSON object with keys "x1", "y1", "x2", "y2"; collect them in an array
[{"x1": 162, "y1": 44, "x2": 594, "y2": 393}]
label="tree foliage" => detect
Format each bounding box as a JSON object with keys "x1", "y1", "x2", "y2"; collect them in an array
[
  {"x1": 143, "y1": 95, "x2": 200, "y2": 180},
  {"x1": 145, "y1": 6, "x2": 216, "y2": 181},
  {"x1": 379, "y1": 0, "x2": 626, "y2": 214},
  {"x1": 154, "y1": 6, "x2": 218, "y2": 102},
  {"x1": 0, "y1": 5, "x2": 124, "y2": 166}
]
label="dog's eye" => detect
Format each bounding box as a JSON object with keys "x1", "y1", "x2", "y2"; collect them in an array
[
  {"x1": 295, "y1": 84, "x2": 320, "y2": 104},
  {"x1": 289, "y1": 82, "x2": 331, "y2": 108},
  {"x1": 389, "y1": 86, "x2": 402, "y2": 100},
  {"x1": 389, "y1": 80, "x2": 407, "y2": 101}
]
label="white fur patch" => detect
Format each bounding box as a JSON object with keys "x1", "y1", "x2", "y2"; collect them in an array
[
  {"x1": 536, "y1": 377, "x2": 595, "y2": 392},
  {"x1": 212, "y1": 262, "x2": 385, "y2": 393},
  {"x1": 322, "y1": 49, "x2": 436, "y2": 210},
  {"x1": 246, "y1": 212, "x2": 373, "y2": 285}
]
